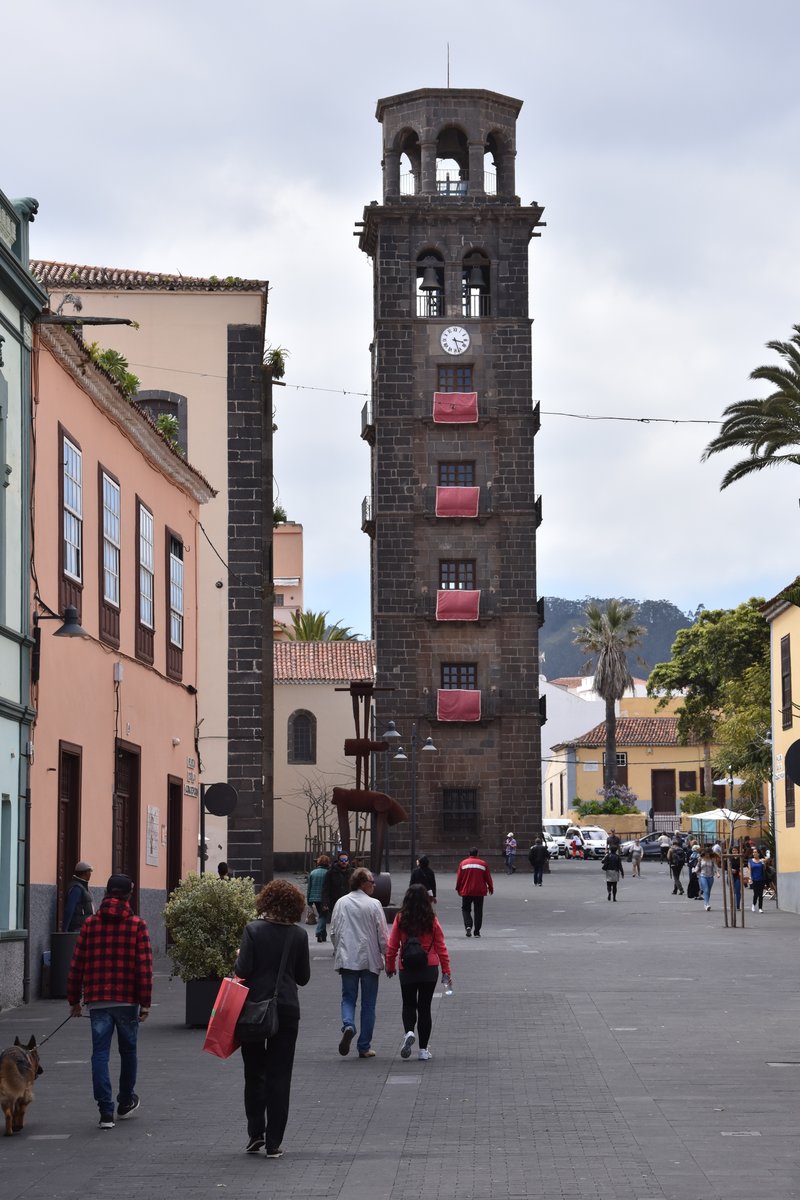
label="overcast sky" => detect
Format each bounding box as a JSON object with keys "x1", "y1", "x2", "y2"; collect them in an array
[{"x1": 4, "y1": 0, "x2": 800, "y2": 644}]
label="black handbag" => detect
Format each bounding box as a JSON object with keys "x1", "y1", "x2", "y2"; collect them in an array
[{"x1": 235, "y1": 929, "x2": 292, "y2": 1043}]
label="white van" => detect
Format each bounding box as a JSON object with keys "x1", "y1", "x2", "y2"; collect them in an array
[
  {"x1": 543, "y1": 820, "x2": 571, "y2": 857},
  {"x1": 565, "y1": 825, "x2": 608, "y2": 860}
]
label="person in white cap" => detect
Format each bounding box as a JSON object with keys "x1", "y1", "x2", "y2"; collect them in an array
[
  {"x1": 504, "y1": 832, "x2": 517, "y2": 874},
  {"x1": 63, "y1": 861, "x2": 95, "y2": 931}
]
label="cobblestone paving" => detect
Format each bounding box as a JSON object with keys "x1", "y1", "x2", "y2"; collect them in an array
[{"x1": 4, "y1": 861, "x2": 800, "y2": 1199}]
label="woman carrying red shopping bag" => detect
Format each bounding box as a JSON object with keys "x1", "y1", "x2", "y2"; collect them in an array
[
  {"x1": 233, "y1": 880, "x2": 310, "y2": 1158},
  {"x1": 203, "y1": 976, "x2": 249, "y2": 1059}
]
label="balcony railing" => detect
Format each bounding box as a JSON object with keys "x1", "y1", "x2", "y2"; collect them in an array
[
  {"x1": 421, "y1": 691, "x2": 501, "y2": 723},
  {"x1": 416, "y1": 592, "x2": 499, "y2": 621},
  {"x1": 416, "y1": 291, "x2": 443, "y2": 318},
  {"x1": 462, "y1": 292, "x2": 491, "y2": 318},
  {"x1": 360, "y1": 401, "x2": 374, "y2": 443},
  {"x1": 436, "y1": 171, "x2": 468, "y2": 195},
  {"x1": 400, "y1": 173, "x2": 416, "y2": 196},
  {"x1": 361, "y1": 495, "x2": 374, "y2": 536}
]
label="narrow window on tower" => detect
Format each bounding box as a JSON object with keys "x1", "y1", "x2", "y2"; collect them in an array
[
  {"x1": 438, "y1": 462, "x2": 475, "y2": 487},
  {"x1": 416, "y1": 251, "x2": 444, "y2": 317},
  {"x1": 439, "y1": 560, "x2": 476, "y2": 590},
  {"x1": 441, "y1": 663, "x2": 477, "y2": 690},
  {"x1": 462, "y1": 251, "x2": 491, "y2": 317},
  {"x1": 437, "y1": 365, "x2": 474, "y2": 392}
]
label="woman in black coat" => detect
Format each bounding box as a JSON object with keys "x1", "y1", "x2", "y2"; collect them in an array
[{"x1": 234, "y1": 880, "x2": 310, "y2": 1158}]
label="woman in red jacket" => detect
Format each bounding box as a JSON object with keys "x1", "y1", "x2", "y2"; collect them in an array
[{"x1": 386, "y1": 885, "x2": 451, "y2": 1061}]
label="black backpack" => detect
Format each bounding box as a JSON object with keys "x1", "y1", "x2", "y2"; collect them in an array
[
  {"x1": 671, "y1": 846, "x2": 686, "y2": 869},
  {"x1": 401, "y1": 934, "x2": 431, "y2": 971}
]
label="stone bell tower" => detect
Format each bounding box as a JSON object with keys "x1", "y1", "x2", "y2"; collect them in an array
[{"x1": 357, "y1": 88, "x2": 546, "y2": 868}]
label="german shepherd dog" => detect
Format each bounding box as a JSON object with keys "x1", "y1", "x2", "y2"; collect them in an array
[{"x1": 0, "y1": 1037, "x2": 43, "y2": 1135}]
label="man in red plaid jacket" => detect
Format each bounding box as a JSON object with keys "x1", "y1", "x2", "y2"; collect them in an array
[{"x1": 67, "y1": 873, "x2": 153, "y2": 1130}]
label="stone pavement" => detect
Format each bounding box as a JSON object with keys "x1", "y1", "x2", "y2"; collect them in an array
[{"x1": 4, "y1": 858, "x2": 800, "y2": 1200}]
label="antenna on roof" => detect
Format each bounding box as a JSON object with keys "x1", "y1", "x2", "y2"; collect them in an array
[{"x1": 447, "y1": 42, "x2": 450, "y2": 87}]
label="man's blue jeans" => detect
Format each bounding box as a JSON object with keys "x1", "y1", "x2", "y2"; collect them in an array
[
  {"x1": 89, "y1": 1006, "x2": 139, "y2": 1115},
  {"x1": 340, "y1": 970, "x2": 379, "y2": 1054}
]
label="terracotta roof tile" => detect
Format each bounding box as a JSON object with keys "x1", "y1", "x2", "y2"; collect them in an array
[
  {"x1": 274, "y1": 640, "x2": 375, "y2": 684},
  {"x1": 571, "y1": 717, "x2": 682, "y2": 748},
  {"x1": 30, "y1": 260, "x2": 267, "y2": 293}
]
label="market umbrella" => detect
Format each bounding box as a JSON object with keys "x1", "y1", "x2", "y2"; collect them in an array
[{"x1": 690, "y1": 808, "x2": 755, "y2": 823}]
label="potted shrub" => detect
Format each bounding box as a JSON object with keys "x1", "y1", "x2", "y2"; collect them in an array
[{"x1": 163, "y1": 872, "x2": 256, "y2": 1027}]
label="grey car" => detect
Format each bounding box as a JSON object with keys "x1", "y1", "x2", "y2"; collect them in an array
[{"x1": 621, "y1": 832, "x2": 664, "y2": 861}]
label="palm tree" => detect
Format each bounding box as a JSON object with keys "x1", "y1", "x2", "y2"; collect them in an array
[
  {"x1": 285, "y1": 609, "x2": 359, "y2": 641},
  {"x1": 702, "y1": 325, "x2": 800, "y2": 488},
  {"x1": 573, "y1": 600, "x2": 646, "y2": 789}
]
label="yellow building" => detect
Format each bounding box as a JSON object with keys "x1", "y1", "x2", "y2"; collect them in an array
[
  {"x1": 546, "y1": 696, "x2": 710, "y2": 827},
  {"x1": 763, "y1": 583, "x2": 800, "y2": 914}
]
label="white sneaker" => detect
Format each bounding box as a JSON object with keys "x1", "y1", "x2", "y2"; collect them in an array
[
  {"x1": 704, "y1": 904, "x2": 710, "y2": 911},
  {"x1": 418, "y1": 1048, "x2": 432, "y2": 1061},
  {"x1": 759, "y1": 908, "x2": 764, "y2": 914},
  {"x1": 400, "y1": 1031, "x2": 415, "y2": 1059},
  {"x1": 752, "y1": 904, "x2": 756, "y2": 912}
]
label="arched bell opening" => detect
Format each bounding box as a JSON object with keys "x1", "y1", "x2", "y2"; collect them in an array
[
  {"x1": 435, "y1": 126, "x2": 469, "y2": 195},
  {"x1": 398, "y1": 129, "x2": 421, "y2": 196},
  {"x1": 462, "y1": 250, "x2": 491, "y2": 318},
  {"x1": 416, "y1": 250, "x2": 444, "y2": 318},
  {"x1": 484, "y1": 129, "x2": 514, "y2": 196}
]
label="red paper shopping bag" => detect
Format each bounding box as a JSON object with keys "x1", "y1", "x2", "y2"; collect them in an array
[{"x1": 202, "y1": 976, "x2": 249, "y2": 1059}]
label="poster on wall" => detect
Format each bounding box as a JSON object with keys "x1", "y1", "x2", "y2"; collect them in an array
[{"x1": 146, "y1": 806, "x2": 160, "y2": 866}]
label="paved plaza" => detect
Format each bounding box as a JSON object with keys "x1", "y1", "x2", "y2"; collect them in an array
[{"x1": 3, "y1": 857, "x2": 800, "y2": 1200}]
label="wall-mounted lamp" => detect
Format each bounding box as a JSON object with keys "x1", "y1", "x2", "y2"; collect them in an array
[
  {"x1": 31, "y1": 604, "x2": 90, "y2": 684},
  {"x1": 172, "y1": 737, "x2": 181, "y2": 747}
]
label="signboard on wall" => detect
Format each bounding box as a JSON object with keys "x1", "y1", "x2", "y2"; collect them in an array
[{"x1": 146, "y1": 806, "x2": 159, "y2": 866}]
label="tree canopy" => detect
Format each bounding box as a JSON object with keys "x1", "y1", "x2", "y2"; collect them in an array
[
  {"x1": 702, "y1": 325, "x2": 800, "y2": 489},
  {"x1": 573, "y1": 600, "x2": 646, "y2": 788},
  {"x1": 285, "y1": 609, "x2": 360, "y2": 641},
  {"x1": 647, "y1": 600, "x2": 770, "y2": 795}
]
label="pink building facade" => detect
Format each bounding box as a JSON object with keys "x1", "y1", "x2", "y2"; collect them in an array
[{"x1": 28, "y1": 324, "x2": 214, "y2": 990}]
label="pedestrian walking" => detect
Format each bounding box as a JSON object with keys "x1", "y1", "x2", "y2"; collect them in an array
[
  {"x1": 504, "y1": 832, "x2": 517, "y2": 874},
  {"x1": 385, "y1": 884, "x2": 451, "y2": 1062},
  {"x1": 321, "y1": 850, "x2": 352, "y2": 922},
  {"x1": 606, "y1": 829, "x2": 622, "y2": 856},
  {"x1": 66, "y1": 874, "x2": 152, "y2": 1130},
  {"x1": 234, "y1": 879, "x2": 310, "y2": 1158},
  {"x1": 330, "y1": 867, "x2": 388, "y2": 1058},
  {"x1": 409, "y1": 854, "x2": 437, "y2": 900},
  {"x1": 748, "y1": 847, "x2": 767, "y2": 913},
  {"x1": 667, "y1": 838, "x2": 686, "y2": 895},
  {"x1": 658, "y1": 832, "x2": 671, "y2": 864},
  {"x1": 306, "y1": 854, "x2": 331, "y2": 942},
  {"x1": 62, "y1": 861, "x2": 95, "y2": 931},
  {"x1": 697, "y1": 845, "x2": 721, "y2": 911},
  {"x1": 455, "y1": 848, "x2": 494, "y2": 937},
  {"x1": 630, "y1": 839, "x2": 643, "y2": 878},
  {"x1": 601, "y1": 848, "x2": 624, "y2": 901},
  {"x1": 528, "y1": 837, "x2": 548, "y2": 886}
]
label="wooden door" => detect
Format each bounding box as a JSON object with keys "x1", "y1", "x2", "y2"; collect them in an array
[
  {"x1": 167, "y1": 777, "x2": 183, "y2": 897},
  {"x1": 113, "y1": 743, "x2": 140, "y2": 908},
  {"x1": 57, "y1": 744, "x2": 82, "y2": 929},
  {"x1": 651, "y1": 769, "x2": 677, "y2": 814}
]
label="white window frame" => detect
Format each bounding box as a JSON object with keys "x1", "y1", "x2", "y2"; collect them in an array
[
  {"x1": 139, "y1": 505, "x2": 154, "y2": 629},
  {"x1": 102, "y1": 473, "x2": 121, "y2": 608},
  {"x1": 63, "y1": 437, "x2": 83, "y2": 582},
  {"x1": 169, "y1": 536, "x2": 183, "y2": 648}
]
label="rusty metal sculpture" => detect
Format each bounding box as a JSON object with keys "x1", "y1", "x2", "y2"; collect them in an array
[{"x1": 332, "y1": 680, "x2": 407, "y2": 874}]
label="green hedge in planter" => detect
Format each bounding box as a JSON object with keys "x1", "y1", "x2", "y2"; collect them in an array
[{"x1": 163, "y1": 872, "x2": 256, "y2": 982}]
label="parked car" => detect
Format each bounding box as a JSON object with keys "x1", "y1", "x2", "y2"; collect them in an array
[
  {"x1": 542, "y1": 832, "x2": 560, "y2": 860},
  {"x1": 620, "y1": 831, "x2": 663, "y2": 861},
  {"x1": 564, "y1": 825, "x2": 608, "y2": 859},
  {"x1": 543, "y1": 821, "x2": 571, "y2": 857}
]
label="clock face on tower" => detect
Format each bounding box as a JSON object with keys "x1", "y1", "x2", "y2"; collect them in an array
[{"x1": 440, "y1": 325, "x2": 470, "y2": 355}]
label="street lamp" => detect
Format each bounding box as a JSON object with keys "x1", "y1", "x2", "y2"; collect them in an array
[{"x1": 393, "y1": 723, "x2": 437, "y2": 869}]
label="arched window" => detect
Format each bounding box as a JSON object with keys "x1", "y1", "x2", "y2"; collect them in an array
[
  {"x1": 416, "y1": 250, "x2": 444, "y2": 318},
  {"x1": 399, "y1": 129, "x2": 420, "y2": 195},
  {"x1": 288, "y1": 709, "x2": 316, "y2": 764},
  {"x1": 436, "y1": 126, "x2": 469, "y2": 194},
  {"x1": 462, "y1": 250, "x2": 491, "y2": 317}
]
